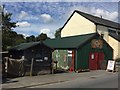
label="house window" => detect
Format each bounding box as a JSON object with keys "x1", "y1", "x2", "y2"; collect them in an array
[
  {"x1": 108, "y1": 29, "x2": 116, "y2": 33},
  {"x1": 108, "y1": 29, "x2": 117, "y2": 34}
]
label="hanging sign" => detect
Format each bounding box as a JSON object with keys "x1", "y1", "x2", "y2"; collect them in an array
[
  {"x1": 91, "y1": 39, "x2": 103, "y2": 49},
  {"x1": 106, "y1": 60, "x2": 115, "y2": 71}
]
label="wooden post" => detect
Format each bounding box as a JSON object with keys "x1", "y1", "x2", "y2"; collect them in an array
[
  {"x1": 56, "y1": 62, "x2": 57, "y2": 70},
  {"x1": 51, "y1": 59, "x2": 54, "y2": 74},
  {"x1": 30, "y1": 58, "x2": 34, "y2": 76}
]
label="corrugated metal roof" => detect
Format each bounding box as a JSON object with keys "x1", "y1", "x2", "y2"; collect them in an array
[
  {"x1": 75, "y1": 10, "x2": 120, "y2": 30},
  {"x1": 9, "y1": 42, "x2": 41, "y2": 51},
  {"x1": 9, "y1": 33, "x2": 98, "y2": 51},
  {"x1": 44, "y1": 33, "x2": 97, "y2": 49}
]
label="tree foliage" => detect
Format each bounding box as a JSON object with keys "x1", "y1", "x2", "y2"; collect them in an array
[
  {"x1": 1, "y1": 5, "x2": 25, "y2": 51},
  {"x1": 25, "y1": 33, "x2": 50, "y2": 43},
  {"x1": 1, "y1": 5, "x2": 50, "y2": 51},
  {"x1": 2, "y1": 29, "x2": 25, "y2": 51},
  {"x1": 36, "y1": 33, "x2": 50, "y2": 41},
  {"x1": 55, "y1": 28, "x2": 62, "y2": 38},
  {"x1": 2, "y1": 13, "x2": 16, "y2": 31},
  {"x1": 26, "y1": 35, "x2": 36, "y2": 42}
]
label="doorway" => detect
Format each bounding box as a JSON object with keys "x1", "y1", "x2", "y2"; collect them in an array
[
  {"x1": 89, "y1": 52, "x2": 104, "y2": 70},
  {"x1": 68, "y1": 50, "x2": 75, "y2": 72}
]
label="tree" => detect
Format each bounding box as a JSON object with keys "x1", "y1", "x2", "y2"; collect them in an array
[
  {"x1": 26, "y1": 35, "x2": 36, "y2": 42},
  {"x1": 36, "y1": 33, "x2": 50, "y2": 41},
  {"x1": 1, "y1": 5, "x2": 16, "y2": 31},
  {"x1": 55, "y1": 28, "x2": 62, "y2": 38},
  {"x1": 2, "y1": 30, "x2": 17, "y2": 50},
  {"x1": 1, "y1": 5, "x2": 26, "y2": 50},
  {"x1": 15, "y1": 34, "x2": 25, "y2": 45}
]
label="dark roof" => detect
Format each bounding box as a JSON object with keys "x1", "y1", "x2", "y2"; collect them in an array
[
  {"x1": 44, "y1": 33, "x2": 97, "y2": 49},
  {"x1": 109, "y1": 33, "x2": 120, "y2": 42},
  {"x1": 72, "y1": 10, "x2": 120, "y2": 30},
  {"x1": 9, "y1": 42, "x2": 41, "y2": 51}
]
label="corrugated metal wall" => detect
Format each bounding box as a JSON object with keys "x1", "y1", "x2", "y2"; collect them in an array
[
  {"x1": 52, "y1": 40, "x2": 113, "y2": 72},
  {"x1": 75, "y1": 39, "x2": 113, "y2": 71},
  {"x1": 76, "y1": 43, "x2": 90, "y2": 70}
]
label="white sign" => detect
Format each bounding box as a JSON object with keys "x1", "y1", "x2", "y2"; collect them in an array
[
  {"x1": 36, "y1": 59, "x2": 43, "y2": 62},
  {"x1": 44, "y1": 57, "x2": 48, "y2": 60},
  {"x1": 107, "y1": 60, "x2": 115, "y2": 71}
]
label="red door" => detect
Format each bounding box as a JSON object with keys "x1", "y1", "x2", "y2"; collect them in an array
[
  {"x1": 89, "y1": 52, "x2": 98, "y2": 70},
  {"x1": 97, "y1": 52, "x2": 104, "y2": 69},
  {"x1": 89, "y1": 52, "x2": 104, "y2": 70}
]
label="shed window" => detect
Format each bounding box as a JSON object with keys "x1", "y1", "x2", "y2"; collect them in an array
[{"x1": 44, "y1": 57, "x2": 48, "y2": 60}]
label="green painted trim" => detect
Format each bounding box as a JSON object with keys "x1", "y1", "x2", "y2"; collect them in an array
[{"x1": 75, "y1": 50, "x2": 77, "y2": 71}]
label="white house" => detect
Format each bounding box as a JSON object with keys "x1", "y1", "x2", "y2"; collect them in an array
[{"x1": 61, "y1": 10, "x2": 120, "y2": 59}]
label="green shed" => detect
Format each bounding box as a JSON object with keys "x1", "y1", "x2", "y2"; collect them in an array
[{"x1": 44, "y1": 33, "x2": 113, "y2": 72}]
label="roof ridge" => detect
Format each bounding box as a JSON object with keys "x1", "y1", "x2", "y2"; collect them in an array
[
  {"x1": 75, "y1": 10, "x2": 120, "y2": 25},
  {"x1": 46, "y1": 33, "x2": 97, "y2": 41},
  {"x1": 74, "y1": 10, "x2": 120, "y2": 29},
  {"x1": 44, "y1": 33, "x2": 98, "y2": 49}
]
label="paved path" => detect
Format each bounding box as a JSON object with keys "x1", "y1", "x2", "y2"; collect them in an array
[
  {"x1": 32, "y1": 71, "x2": 118, "y2": 88},
  {"x1": 2, "y1": 70, "x2": 118, "y2": 89}
]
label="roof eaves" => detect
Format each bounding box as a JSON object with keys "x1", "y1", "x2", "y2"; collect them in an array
[
  {"x1": 96, "y1": 23, "x2": 119, "y2": 30},
  {"x1": 76, "y1": 33, "x2": 97, "y2": 49},
  {"x1": 60, "y1": 11, "x2": 76, "y2": 31},
  {"x1": 109, "y1": 33, "x2": 120, "y2": 42},
  {"x1": 75, "y1": 10, "x2": 120, "y2": 30},
  {"x1": 10, "y1": 41, "x2": 41, "y2": 51}
]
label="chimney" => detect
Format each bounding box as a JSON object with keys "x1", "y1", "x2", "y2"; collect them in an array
[{"x1": 100, "y1": 15, "x2": 102, "y2": 18}]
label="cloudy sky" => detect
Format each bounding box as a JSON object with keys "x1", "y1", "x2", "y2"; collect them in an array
[{"x1": 2, "y1": 1, "x2": 119, "y2": 38}]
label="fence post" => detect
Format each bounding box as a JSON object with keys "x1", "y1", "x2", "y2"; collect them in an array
[{"x1": 30, "y1": 58, "x2": 34, "y2": 76}]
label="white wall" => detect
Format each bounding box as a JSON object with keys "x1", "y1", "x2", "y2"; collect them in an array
[
  {"x1": 61, "y1": 11, "x2": 120, "y2": 59},
  {"x1": 108, "y1": 35, "x2": 120, "y2": 59},
  {"x1": 97, "y1": 25, "x2": 109, "y2": 42},
  {"x1": 118, "y1": 42, "x2": 120, "y2": 58},
  {"x1": 61, "y1": 12, "x2": 96, "y2": 37},
  {"x1": 97, "y1": 25, "x2": 120, "y2": 59}
]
